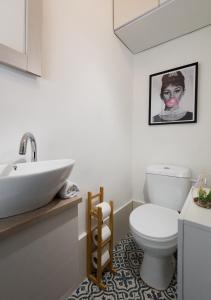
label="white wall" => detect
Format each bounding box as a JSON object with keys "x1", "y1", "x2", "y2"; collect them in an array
[
  {"x1": 132, "y1": 26, "x2": 211, "y2": 201},
  {"x1": 2, "y1": 0, "x2": 210, "y2": 233},
  {"x1": 0, "y1": 0, "x2": 133, "y2": 235}
]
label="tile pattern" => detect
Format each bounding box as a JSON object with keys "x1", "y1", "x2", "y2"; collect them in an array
[{"x1": 69, "y1": 235, "x2": 177, "y2": 300}]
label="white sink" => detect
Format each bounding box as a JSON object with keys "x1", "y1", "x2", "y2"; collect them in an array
[{"x1": 0, "y1": 159, "x2": 75, "y2": 218}]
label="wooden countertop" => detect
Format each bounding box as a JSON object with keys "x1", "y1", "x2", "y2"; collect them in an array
[{"x1": 0, "y1": 196, "x2": 82, "y2": 239}]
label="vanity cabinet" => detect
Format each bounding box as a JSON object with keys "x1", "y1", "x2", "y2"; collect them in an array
[
  {"x1": 178, "y1": 190, "x2": 211, "y2": 300},
  {"x1": 0, "y1": 196, "x2": 82, "y2": 300},
  {"x1": 113, "y1": 0, "x2": 211, "y2": 54}
]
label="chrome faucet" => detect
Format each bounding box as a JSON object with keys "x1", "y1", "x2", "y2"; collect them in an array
[{"x1": 19, "y1": 132, "x2": 37, "y2": 162}]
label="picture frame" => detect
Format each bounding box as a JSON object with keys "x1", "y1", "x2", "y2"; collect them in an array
[{"x1": 149, "y1": 62, "x2": 198, "y2": 125}]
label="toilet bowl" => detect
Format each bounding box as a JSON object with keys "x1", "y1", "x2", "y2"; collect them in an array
[
  {"x1": 129, "y1": 164, "x2": 191, "y2": 290},
  {"x1": 130, "y1": 203, "x2": 179, "y2": 290}
]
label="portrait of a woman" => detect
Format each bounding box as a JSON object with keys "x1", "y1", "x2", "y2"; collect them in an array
[{"x1": 149, "y1": 63, "x2": 197, "y2": 125}]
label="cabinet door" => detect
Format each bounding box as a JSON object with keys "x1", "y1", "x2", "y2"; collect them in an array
[
  {"x1": 183, "y1": 223, "x2": 211, "y2": 300},
  {"x1": 0, "y1": 0, "x2": 42, "y2": 76},
  {"x1": 113, "y1": 0, "x2": 159, "y2": 29}
]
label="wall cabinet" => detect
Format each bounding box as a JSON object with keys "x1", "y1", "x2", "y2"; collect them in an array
[
  {"x1": 178, "y1": 190, "x2": 211, "y2": 300},
  {"x1": 113, "y1": 0, "x2": 159, "y2": 30},
  {"x1": 0, "y1": 0, "x2": 42, "y2": 76},
  {"x1": 113, "y1": 0, "x2": 211, "y2": 54}
]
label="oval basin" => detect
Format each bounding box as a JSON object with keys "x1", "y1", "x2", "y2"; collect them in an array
[{"x1": 0, "y1": 159, "x2": 75, "y2": 218}]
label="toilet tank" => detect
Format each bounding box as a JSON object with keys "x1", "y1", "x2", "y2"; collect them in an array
[{"x1": 145, "y1": 164, "x2": 191, "y2": 211}]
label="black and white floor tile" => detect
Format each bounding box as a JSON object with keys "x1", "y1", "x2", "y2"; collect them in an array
[{"x1": 69, "y1": 235, "x2": 177, "y2": 300}]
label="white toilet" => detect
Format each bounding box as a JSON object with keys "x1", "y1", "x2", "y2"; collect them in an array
[{"x1": 130, "y1": 164, "x2": 191, "y2": 290}]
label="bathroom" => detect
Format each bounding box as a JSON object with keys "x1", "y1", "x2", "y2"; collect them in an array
[{"x1": 0, "y1": 0, "x2": 211, "y2": 299}]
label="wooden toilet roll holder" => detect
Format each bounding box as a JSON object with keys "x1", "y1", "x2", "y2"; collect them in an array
[{"x1": 87, "y1": 186, "x2": 116, "y2": 289}]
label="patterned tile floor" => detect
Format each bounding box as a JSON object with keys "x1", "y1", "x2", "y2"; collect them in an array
[{"x1": 69, "y1": 234, "x2": 177, "y2": 300}]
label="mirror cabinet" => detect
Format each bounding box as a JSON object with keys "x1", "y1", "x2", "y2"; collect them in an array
[{"x1": 0, "y1": 0, "x2": 42, "y2": 76}]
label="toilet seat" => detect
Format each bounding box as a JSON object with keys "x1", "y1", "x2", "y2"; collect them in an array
[{"x1": 130, "y1": 204, "x2": 179, "y2": 242}]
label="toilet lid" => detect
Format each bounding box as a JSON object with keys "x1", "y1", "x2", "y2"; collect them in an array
[{"x1": 130, "y1": 204, "x2": 179, "y2": 241}]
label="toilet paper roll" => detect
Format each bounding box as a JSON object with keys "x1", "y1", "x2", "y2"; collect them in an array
[
  {"x1": 92, "y1": 248, "x2": 110, "y2": 269},
  {"x1": 92, "y1": 224, "x2": 111, "y2": 246},
  {"x1": 95, "y1": 202, "x2": 111, "y2": 219}
]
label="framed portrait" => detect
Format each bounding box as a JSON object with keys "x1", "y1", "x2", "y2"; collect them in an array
[{"x1": 149, "y1": 62, "x2": 198, "y2": 125}]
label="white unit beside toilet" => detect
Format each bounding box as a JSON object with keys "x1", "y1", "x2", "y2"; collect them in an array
[{"x1": 130, "y1": 164, "x2": 191, "y2": 290}]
